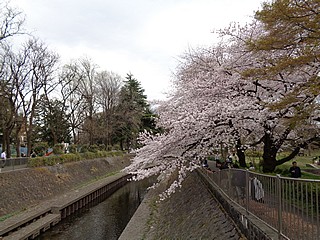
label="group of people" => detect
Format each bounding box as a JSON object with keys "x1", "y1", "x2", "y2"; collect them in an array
[
  {"x1": 202, "y1": 155, "x2": 302, "y2": 179},
  {"x1": 215, "y1": 155, "x2": 240, "y2": 170},
  {"x1": 209, "y1": 154, "x2": 254, "y2": 170}
]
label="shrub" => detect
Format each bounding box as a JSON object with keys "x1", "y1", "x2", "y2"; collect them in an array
[
  {"x1": 53, "y1": 144, "x2": 64, "y2": 154},
  {"x1": 28, "y1": 157, "x2": 45, "y2": 167},
  {"x1": 33, "y1": 142, "x2": 49, "y2": 157},
  {"x1": 63, "y1": 153, "x2": 82, "y2": 162},
  {"x1": 88, "y1": 144, "x2": 99, "y2": 153},
  {"x1": 106, "y1": 145, "x2": 112, "y2": 151},
  {"x1": 69, "y1": 144, "x2": 78, "y2": 154},
  {"x1": 98, "y1": 144, "x2": 106, "y2": 151},
  {"x1": 81, "y1": 151, "x2": 96, "y2": 159},
  {"x1": 79, "y1": 144, "x2": 89, "y2": 153},
  {"x1": 112, "y1": 144, "x2": 121, "y2": 151},
  {"x1": 27, "y1": 149, "x2": 124, "y2": 168},
  {"x1": 111, "y1": 151, "x2": 124, "y2": 156},
  {"x1": 45, "y1": 155, "x2": 62, "y2": 165}
]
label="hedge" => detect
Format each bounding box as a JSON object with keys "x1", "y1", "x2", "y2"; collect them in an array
[{"x1": 27, "y1": 151, "x2": 124, "y2": 167}]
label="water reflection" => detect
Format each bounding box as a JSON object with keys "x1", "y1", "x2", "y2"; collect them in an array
[{"x1": 37, "y1": 177, "x2": 154, "y2": 240}]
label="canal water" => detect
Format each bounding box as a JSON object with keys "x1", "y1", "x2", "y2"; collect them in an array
[{"x1": 36, "y1": 177, "x2": 155, "y2": 240}]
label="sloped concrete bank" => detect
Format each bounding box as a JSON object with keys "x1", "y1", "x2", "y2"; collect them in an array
[
  {"x1": 0, "y1": 155, "x2": 132, "y2": 218},
  {"x1": 197, "y1": 170, "x2": 278, "y2": 240},
  {"x1": 0, "y1": 155, "x2": 134, "y2": 239},
  {"x1": 1, "y1": 172, "x2": 130, "y2": 239},
  {"x1": 120, "y1": 171, "x2": 245, "y2": 240}
]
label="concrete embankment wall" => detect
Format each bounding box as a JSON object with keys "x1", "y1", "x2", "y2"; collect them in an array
[
  {"x1": 120, "y1": 171, "x2": 245, "y2": 240},
  {"x1": 0, "y1": 155, "x2": 132, "y2": 217},
  {"x1": 197, "y1": 170, "x2": 278, "y2": 240},
  {"x1": 120, "y1": 170, "x2": 278, "y2": 240},
  {"x1": 1, "y1": 172, "x2": 131, "y2": 239},
  {"x1": 0, "y1": 156, "x2": 276, "y2": 240},
  {"x1": 0, "y1": 155, "x2": 133, "y2": 239}
]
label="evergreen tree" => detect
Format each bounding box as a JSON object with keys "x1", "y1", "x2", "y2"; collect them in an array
[
  {"x1": 114, "y1": 73, "x2": 150, "y2": 151},
  {"x1": 34, "y1": 97, "x2": 71, "y2": 146},
  {"x1": 141, "y1": 107, "x2": 162, "y2": 135}
]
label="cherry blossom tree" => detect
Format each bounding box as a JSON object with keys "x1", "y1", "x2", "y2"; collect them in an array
[
  {"x1": 126, "y1": 23, "x2": 319, "y2": 198},
  {"x1": 240, "y1": 0, "x2": 320, "y2": 171},
  {"x1": 125, "y1": 42, "x2": 261, "y2": 195}
]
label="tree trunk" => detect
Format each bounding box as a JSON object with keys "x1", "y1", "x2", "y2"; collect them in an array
[
  {"x1": 52, "y1": 130, "x2": 57, "y2": 146},
  {"x1": 2, "y1": 130, "x2": 7, "y2": 152},
  {"x1": 5, "y1": 140, "x2": 10, "y2": 158},
  {"x1": 27, "y1": 134, "x2": 32, "y2": 157},
  {"x1": 236, "y1": 142, "x2": 246, "y2": 167},
  {"x1": 3, "y1": 119, "x2": 15, "y2": 158},
  {"x1": 262, "y1": 133, "x2": 278, "y2": 173},
  {"x1": 120, "y1": 139, "x2": 124, "y2": 151},
  {"x1": 236, "y1": 150, "x2": 246, "y2": 167},
  {"x1": 15, "y1": 137, "x2": 21, "y2": 157},
  {"x1": 3, "y1": 128, "x2": 12, "y2": 158},
  {"x1": 15, "y1": 123, "x2": 22, "y2": 157},
  {"x1": 72, "y1": 128, "x2": 77, "y2": 144},
  {"x1": 26, "y1": 124, "x2": 34, "y2": 157},
  {"x1": 262, "y1": 151, "x2": 278, "y2": 173},
  {"x1": 126, "y1": 138, "x2": 130, "y2": 152}
]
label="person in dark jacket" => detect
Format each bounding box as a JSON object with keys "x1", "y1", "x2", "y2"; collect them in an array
[{"x1": 289, "y1": 161, "x2": 301, "y2": 178}]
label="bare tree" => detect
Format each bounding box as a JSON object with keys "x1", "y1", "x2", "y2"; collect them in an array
[
  {"x1": 95, "y1": 70, "x2": 122, "y2": 146},
  {"x1": 0, "y1": 42, "x2": 27, "y2": 157},
  {"x1": 0, "y1": 1, "x2": 25, "y2": 155},
  {"x1": 75, "y1": 57, "x2": 98, "y2": 145},
  {"x1": 58, "y1": 62, "x2": 86, "y2": 144},
  {"x1": 0, "y1": 1, "x2": 25, "y2": 41},
  {"x1": 12, "y1": 38, "x2": 59, "y2": 156}
]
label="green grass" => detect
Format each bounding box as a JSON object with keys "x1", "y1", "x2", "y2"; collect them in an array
[
  {"x1": 300, "y1": 171, "x2": 320, "y2": 180},
  {"x1": 245, "y1": 149, "x2": 320, "y2": 179},
  {"x1": 0, "y1": 211, "x2": 22, "y2": 222}
]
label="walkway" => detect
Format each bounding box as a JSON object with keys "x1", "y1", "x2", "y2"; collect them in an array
[{"x1": 0, "y1": 157, "x2": 28, "y2": 173}]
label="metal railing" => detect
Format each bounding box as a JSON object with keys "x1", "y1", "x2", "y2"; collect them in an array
[
  {"x1": 202, "y1": 168, "x2": 320, "y2": 240},
  {"x1": 0, "y1": 157, "x2": 29, "y2": 172}
]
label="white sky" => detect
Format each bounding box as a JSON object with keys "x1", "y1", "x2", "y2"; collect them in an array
[{"x1": 10, "y1": 0, "x2": 263, "y2": 101}]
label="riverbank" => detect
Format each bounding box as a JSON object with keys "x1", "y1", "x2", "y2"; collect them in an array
[
  {"x1": 0, "y1": 155, "x2": 132, "y2": 218},
  {"x1": 120, "y1": 171, "x2": 245, "y2": 240}
]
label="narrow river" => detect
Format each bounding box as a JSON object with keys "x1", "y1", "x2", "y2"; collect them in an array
[{"x1": 36, "y1": 177, "x2": 155, "y2": 240}]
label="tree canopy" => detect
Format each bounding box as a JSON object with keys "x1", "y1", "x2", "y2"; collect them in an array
[
  {"x1": 125, "y1": 0, "x2": 320, "y2": 197},
  {"x1": 0, "y1": 1, "x2": 158, "y2": 156},
  {"x1": 114, "y1": 73, "x2": 154, "y2": 151}
]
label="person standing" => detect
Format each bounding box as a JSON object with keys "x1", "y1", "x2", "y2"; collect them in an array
[
  {"x1": 289, "y1": 161, "x2": 301, "y2": 178},
  {"x1": 1, "y1": 150, "x2": 6, "y2": 168}
]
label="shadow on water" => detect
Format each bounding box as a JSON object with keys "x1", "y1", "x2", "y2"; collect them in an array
[{"x1": 36, "y1": 176, "x2": 156, "y2": 240}]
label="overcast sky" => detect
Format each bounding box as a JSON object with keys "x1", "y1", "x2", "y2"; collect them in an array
[{"x1": 10, "y1": 0, "x2": 263, "y2": 101}]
